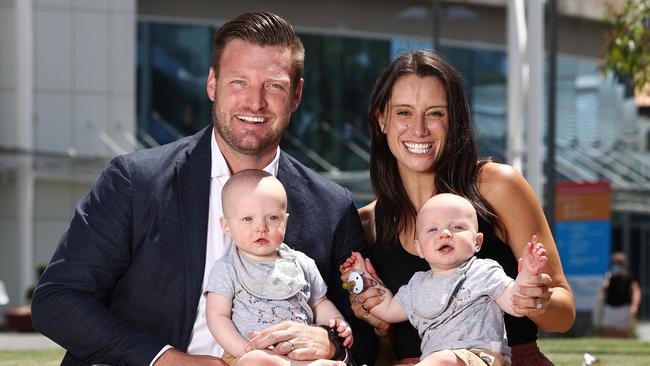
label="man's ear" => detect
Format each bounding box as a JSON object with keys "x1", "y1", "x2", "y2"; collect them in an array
[
  {"x1": 415, "y1": 239, "x2": 424, "y2": 258},
  {"x1": 291, "y1": 78, "x2": 304, "y2": 111},
  {"x1": 220, "y1": 217, "x2": 231, "y2": 236},
  {"x1": 207, "y1": 67, "x2": 217, "y2": 102},
  {"x1": 474, "y1": 232, "x2": 484, "y2": 253}
]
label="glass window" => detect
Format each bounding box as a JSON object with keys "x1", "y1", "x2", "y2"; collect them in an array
[{"x1": 137, "y1": 22, "x2": 214, "y2": 145}]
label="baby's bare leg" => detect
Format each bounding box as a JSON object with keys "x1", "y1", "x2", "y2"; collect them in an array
[
  {"x1": 236, "y1": 349, "x2": 345, "y2": 366},
  {"x1": 416, "y1": 350, "x2": 465, "y2": 366}
]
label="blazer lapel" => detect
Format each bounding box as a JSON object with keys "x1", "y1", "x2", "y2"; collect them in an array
[
  {"x1": 278, "y1": 152, "x2": 307, "y2": 252},
  {"x1": 175, "y1": 125, "x2": 212, "y2": 347}
]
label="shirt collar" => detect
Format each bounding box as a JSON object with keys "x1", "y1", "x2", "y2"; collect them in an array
[{"x1": 210, "y1": 130, "x2": 280, "y2": 179}]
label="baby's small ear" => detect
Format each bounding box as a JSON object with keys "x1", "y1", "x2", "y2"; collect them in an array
[
  {"x1": 220, "y1": 217, "x2": 231, "y2": 236},
  {"x1": 474, "y1": 232, "x2": 484, "y2": 252}
]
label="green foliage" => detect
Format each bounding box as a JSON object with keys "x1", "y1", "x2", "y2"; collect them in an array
[{"x1": 604, "y1": 0, "x2": 650, "y2": 90}]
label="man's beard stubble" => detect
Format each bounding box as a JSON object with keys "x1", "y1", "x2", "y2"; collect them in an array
[{"x1": 211, "y1": 102, "x2": 285, "y2": 156}]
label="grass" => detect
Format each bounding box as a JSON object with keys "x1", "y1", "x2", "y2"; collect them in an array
[
  {"x1": 0, "y1": 338, "x2": 648, "y2": 365},
  {"x1": 0, "y1": 348, "x2": 65, "y2": 366},
  {"x1": 539, "y1": 337, "x2": 650, "y2": 366}
]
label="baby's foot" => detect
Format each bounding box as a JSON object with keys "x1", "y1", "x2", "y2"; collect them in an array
[{"x1": 520, "y1": 235, "x2": 547, "y2": 276}]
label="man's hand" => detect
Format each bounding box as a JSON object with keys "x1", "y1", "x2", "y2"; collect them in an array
[
  {"x1": 154, "y1": 348, "x2": 227, "y2": 366},
  {"x1": 245, "y1": 321, "x2": 333, "y2": 361}
]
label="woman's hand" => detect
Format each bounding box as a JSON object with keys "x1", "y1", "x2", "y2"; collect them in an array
[
  {"x1": 339, "y1": 255, "x2": 390, "y2": 334},
  {"x1": 513, "y1": 236, "x2": 552, "y2": 316}
]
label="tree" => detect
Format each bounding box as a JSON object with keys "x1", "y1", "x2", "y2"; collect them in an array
[{"x1": 604, "y1": 0, "x2": 650, "y2": 91}]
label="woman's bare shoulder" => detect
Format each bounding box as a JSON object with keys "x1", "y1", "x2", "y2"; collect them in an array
[
  {"x1": 358, "y1": 200, "x2": 377, "y2": 246},
  {"x1": 478, "y1": 162, "x2": 527, "y2": 202}
]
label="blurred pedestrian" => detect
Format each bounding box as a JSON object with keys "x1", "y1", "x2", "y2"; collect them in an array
[{"x1": 599, "y1": 252, "x2": 641, "y2": 338}]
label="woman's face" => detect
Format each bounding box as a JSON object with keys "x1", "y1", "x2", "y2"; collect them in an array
[{"x1": 378, "y1": 74, "x2": 449, "y2": 174}]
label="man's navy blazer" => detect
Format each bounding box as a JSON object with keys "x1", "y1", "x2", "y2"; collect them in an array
[{"x1": 32, "y1": 125, "x2": 374, "y2": 365}]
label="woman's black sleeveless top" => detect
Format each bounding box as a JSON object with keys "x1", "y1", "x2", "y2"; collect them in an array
[{"x1": 368, "y1": 203, "x2": 539, "y2": 360}]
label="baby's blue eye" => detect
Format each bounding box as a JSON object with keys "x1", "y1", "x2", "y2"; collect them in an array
[
  {"x1": 242, "y1": 216, "x2": 253, "y2": 222},
  {"x1": 268, "y1": 215, "x2": 279, "y2": 221}
]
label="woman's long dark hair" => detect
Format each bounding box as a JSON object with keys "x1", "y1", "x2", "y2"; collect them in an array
[{"x1": 368, "y1": 50, "x2": 501, "y2": 247}]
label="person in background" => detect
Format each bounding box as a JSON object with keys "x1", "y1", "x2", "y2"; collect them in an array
[
  {"x1": 599, "y1": 251, "x2": 641, "y2": 338},
  {"x1": 341, "y1": 50, "x2": 575, "y2": 366},
  {"x1": 31, "y1": 11, "x2": 374, "y2": 366}
]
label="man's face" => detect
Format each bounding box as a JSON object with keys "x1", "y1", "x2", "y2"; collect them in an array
[{"x1": 207, "y1": 39, "x2": 303, "y2": 158}]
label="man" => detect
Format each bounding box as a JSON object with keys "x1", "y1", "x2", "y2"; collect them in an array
[{"x1": 32, "y1": 11, "x2": 376, "y2": 366}]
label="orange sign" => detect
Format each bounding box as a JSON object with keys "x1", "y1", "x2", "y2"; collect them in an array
[{"x1": 555, "y1": 181, "x2": 612, "y2": 221}]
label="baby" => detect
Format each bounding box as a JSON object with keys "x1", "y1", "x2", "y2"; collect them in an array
[
  {"x1": 342, "y1": 193, "x2": 546, "y2": 366},
  {"x1": 205, "y1": 169, "x2": 350, "y2": 366}
]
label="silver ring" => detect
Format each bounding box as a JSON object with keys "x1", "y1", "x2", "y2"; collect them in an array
[
  {"x1": 535, "y1": 298, "x2": 543, "y2": 310},
  {"x1": 286, "y1": 339, "x2": 295, "y2": 351}
]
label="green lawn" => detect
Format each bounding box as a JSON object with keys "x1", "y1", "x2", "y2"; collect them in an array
[
  {"x1": 0, "y1": 348, "x2": 65, "y2": 366},
  {"x1": 0, "y1": 338, "x2": 648, "y2": 365},
  {"x1": 539, "y1": 337, "x2": 650, "y2": 366}
]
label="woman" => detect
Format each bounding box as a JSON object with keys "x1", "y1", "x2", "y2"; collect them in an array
[
  {"x1": 342, "y1": 50, "x2": 575, "y2": 365},
  {"x1": 598, "y1": 251, "x2": 641, "y2": 338}
]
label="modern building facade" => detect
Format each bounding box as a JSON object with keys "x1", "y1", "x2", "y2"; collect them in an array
[{"x1": 1, "y1": 0, "x2": 648, "y2": 328}]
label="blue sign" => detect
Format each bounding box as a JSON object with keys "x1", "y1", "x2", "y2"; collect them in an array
[{"x1": 555, "y1": 220, "x2": 611, "y2": 276}]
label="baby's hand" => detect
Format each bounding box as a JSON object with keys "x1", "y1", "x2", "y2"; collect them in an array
[
  {"x1": 338, "y1": 251, "x2": 368, "y2": 274},
  {"x1": 329, "y1": 318, "x2": 353, "y2": 348},
  {"x1": 519, "y1": 235, "x2": 547, "y2": 276}
]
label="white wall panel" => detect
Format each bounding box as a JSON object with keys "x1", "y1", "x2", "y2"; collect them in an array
[
  {"x1": 111, "y1": 12, "x2": 135, "y2": 93},
  {"x1": 72, "y1": 0, "x2": 108, "y2": 11},
  {"x1": 73, "y1": 94, "x2": 108, "y2": 155},
  {"x1": 113, "y1": 0, "x2": 134, "y2": 12},
  {"x1": 110, "y1": 94, "x2": 135, "y2": 141},
  {"x1": 34, "y1": 220, "x2": 68, "y2": 265},
  {"x1": 35, "y1": 181, "x2": 73, "y2": 219},
  {"x1": 34, "y1": 93, "x2": 72, "y2": 152},
  {"x1": 0, "y1": 178, "x2": 17, "y2": 218},
  {"x1": 35, "y1": 9, "x2": 72, "y2": 90},
  {"x1": 35, "y1": 0, "x2": 72, "y2": 8},
  {"x1": 0, "y1": 4, "x2": 15, "y2": 89},
  {"x1": 74, "y1": 11, "x2": 109, "y2": 92},
  {"x1": 0, "y1": 91, "x2": 16, "y2": 147}
]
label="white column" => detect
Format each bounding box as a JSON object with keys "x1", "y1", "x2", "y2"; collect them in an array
[
  {"x1": 527, "y1": 0, "x2": 545, "y2": 201},
  {"x1": 506, "y1": 0, "x2": 527, "y2": 172},
  {"x1": 16, "y1": 0, "x2": 35, "y2": 298}
]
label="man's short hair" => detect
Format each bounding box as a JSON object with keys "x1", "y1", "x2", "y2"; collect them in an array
[{"x1": 211, "y1": 11, "x2": 305, "y2": 90}]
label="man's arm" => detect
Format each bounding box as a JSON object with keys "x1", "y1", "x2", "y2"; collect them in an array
[{"x1": 31, "y1": 157, "x2": 166, "y2": 365}]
